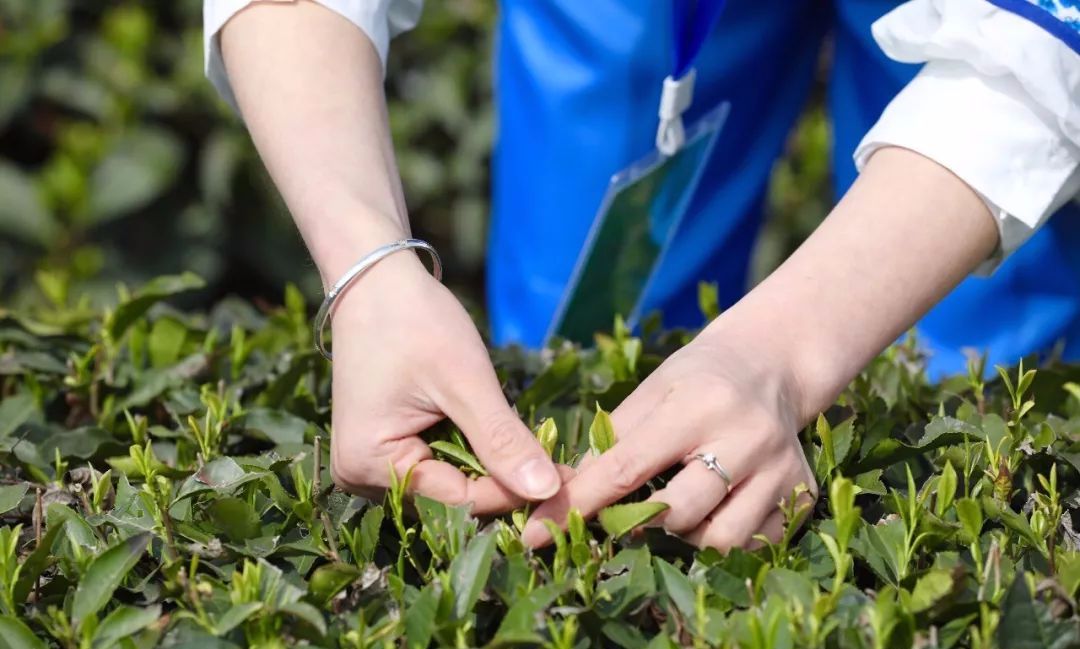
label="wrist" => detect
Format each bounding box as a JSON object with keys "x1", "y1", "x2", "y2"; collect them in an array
[{"x1": 296, "y1": 203, "x2": 414, "y2": 290}]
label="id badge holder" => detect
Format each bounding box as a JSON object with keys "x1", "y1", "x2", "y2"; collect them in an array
[{"x1": 547, "y1": 94, "x2": 730, "y2": 345}]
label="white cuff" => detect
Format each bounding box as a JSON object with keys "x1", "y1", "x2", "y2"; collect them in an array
[
  {"x1": 855, "y1": 0, "x2": 1080, "y2": 274},
  {"x1": 203, "y1": 0, "x2": 422, "y2": 113}
]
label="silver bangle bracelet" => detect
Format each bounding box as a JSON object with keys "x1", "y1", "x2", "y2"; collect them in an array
[{"x1": 313, "y1": 238, "x2": 442, "y2": 360}]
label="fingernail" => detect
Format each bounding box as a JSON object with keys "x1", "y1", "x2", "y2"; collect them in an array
[{"x1": 516, "y1": 457, "x2": 560, "y2": 499}]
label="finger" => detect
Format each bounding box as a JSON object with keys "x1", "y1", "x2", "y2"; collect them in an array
[
  {"x1": 682, "y1": 471, "x2": 778, "y2": 551},
  {"x1": 407, "y1": 459, "x2": 526, "y2": 515},
  {"x1": 745, "y1": 510, "x2": 786, "y2": 551},
  {"x1": 646, "y1": 465, "x2": 730, "y2": 534},
  {"x1": 522, "y1": 411, "x2": 689, "y2": 547},
  {"x1": 437, "y1": 355, "x2": 562, "y2": 502},
  {"x1": 646, "y1": 436, "x2": 771, "y2": 533}
]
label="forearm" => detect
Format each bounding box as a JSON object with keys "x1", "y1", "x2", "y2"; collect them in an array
[
  {"x1": 220, "y1": 0, "x2": 409, "y2": 285},
  {"x1": 703, "y1": 146, "x2": 998, "y2": 422}
]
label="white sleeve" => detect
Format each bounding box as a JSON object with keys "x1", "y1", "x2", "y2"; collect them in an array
[
  {"x1": 853, "y1": 0, "x2": 1080, "y2": 274},
  {"x1": 203, "y1": 0, "x2": 423, "y2": 112}
]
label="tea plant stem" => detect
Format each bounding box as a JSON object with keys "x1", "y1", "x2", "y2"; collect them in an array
[{"x1": 312, "y1": 436, "x2": 340, "y2": 561}]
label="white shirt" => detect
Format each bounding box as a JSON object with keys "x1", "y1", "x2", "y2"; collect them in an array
[{"x1": 204, "y1": 0, "x2": 1080, "y2": 273}]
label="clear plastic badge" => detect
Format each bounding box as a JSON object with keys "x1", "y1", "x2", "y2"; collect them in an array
[{"x1": 547, "y1": 102, "x2": 729, "y2": 344}]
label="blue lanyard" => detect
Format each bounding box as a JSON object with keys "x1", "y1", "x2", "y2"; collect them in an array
[{"x1": 670, "y1": 0, "x2": 728, "y2": 79}]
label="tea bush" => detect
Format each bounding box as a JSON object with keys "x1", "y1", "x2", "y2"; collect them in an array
[{"x1": 3, "y1": 274, "x2": 1080, "y2": 648}]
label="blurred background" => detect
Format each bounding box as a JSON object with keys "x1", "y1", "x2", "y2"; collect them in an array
[{"x1": 0, "y1": 0, "x2": 830, "y2": 318}]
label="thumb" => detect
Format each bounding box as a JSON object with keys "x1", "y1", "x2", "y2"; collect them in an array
[{"x1": 436, "y1": 362, "x2": 561, "y2": 501}]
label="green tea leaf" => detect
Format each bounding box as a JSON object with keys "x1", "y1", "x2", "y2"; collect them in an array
[
  {"x1": 910, "y1": 569, "x2": 956, "y2": 613},
  {"x1": 106, "y1": 272, "x2": 205, "y2": 341},
  {"x1": 148, "y1": 316, "x2": 187, "y2": 368},
  {"x1": 589, "y1": 404, "x2": 616, "y2": 455},
  {"x1": 654, "y1": 558, "x2": 697, "y2": 630},
  {"x1": 998, "y1": 573, "x2": 1080, "y2": 649},
  {"x1": 357, "y1": 504, "x2": 384, "y2": 563},
  {"x1": 517, "y1": 349, "x2": 580, "y2": 410},
  {"x1": 495, "y1": 581, "x2": 570, "y2": 643},
  {"x1": 697, "y1": 281, "x2": 720, "y2": 321},
  {"x1": 72, "y1": 532, "x2": 152, "y2": 622},
  {"x1": 599, "y1": 502, "x2": 668, "y2": 539},
  {"x1": 430, "y1": 440, "x2": 487, "y2": 476},
  {"x1": 535, "y1": 417, "x2": 558, "y2": 456},
  {"x1": 240, "y1": 408, "x2": 309, "y2": 446},
  {"x1": 0, "y1": 615, "x2": 47, "y2": 649},
  {"x1": 308, "y1": 562, "x2": 361, "y2": 607},
  {"x1": 405, "y1": 583, "x2": 439, "y2": 649},
  {"x1": 212, "y1": 602, "x2": 263, "y2": 636},
  {"x1": 449, "y1": 532, "x2": 497, "y2": 619},
  {"x1": 0, "y1": 483, "x2": 28, "y2": 516},
  {"x1": 92, "y1": 604, "x2": 161, "y2": 648},
  {"x1": 206, "y1": 497, "x2": 261, "y2": 542}
]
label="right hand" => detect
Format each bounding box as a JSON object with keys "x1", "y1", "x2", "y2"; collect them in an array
[{"x1": 326, "y1": 251, "x2": 563, "y2": 514}]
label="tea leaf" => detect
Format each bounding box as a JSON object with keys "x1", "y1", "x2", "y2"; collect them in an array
[
  {"x1": 430, "y1": 440, "x2": 487, "y2": 476},
  {"x1": 0, "y1": 483, "x2": 28, "y2": 516},
  {"x1": 0, "y1": 615, "x2": 47, "y2": 649},
  {"x1": 92, "y1": 604, "x2": 162, "y2": 648},
  {"x1": 106, "y1": 272, "x2": 204, "y2": 341},
  {"x1": 450, "y1": 532, "x2": 498, "y2": 619},
  {"x1": 72, "y1": 532, "x2": 152, "y2": 622},
  {"x1": 405, "y1": 583, "x2": 439, "y2": 649},
  {"x1": 599, "y1": 502, "x2": 668, "y2": 539},
  {"x1": 589, "y1": 404, "x2": 616, "y2": 455}
]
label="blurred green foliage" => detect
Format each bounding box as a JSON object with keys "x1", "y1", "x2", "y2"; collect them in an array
[
  {"x1": 0, "y1": 0, "x2": 826, "y2": 312},
  {"x1": 0, "y1": 0, "x2": 496, "y2": 310}
]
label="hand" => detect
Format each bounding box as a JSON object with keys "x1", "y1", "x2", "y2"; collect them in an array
[
  {"x1": 522, "y1": 328, "x2": 816, "y2": 549},
  {"x1": 327, "y1": 252, "x2": 563, "y2": 514}
]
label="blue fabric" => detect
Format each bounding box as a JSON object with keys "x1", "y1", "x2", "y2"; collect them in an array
[
  {"x1": 987, "y1": 0, "x2": 1080, "y2": 54},
  {"x1": 489, "y1": 0, "x2": 1080, "y2": 379},
  {"x1": 671, "y1": 0, "x2": 729, "y2": 78}
]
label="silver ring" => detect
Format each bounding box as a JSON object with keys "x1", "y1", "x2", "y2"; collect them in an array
[
  {"x1": 694, "y1": 453, "x2": 731, "y2": 489},
  {"x1": 313, "y1": 239, "x2": 442, "y2": 361}
]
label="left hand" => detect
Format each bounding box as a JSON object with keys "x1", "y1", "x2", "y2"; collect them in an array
[{"x1": 522, "y1": 328, "x2": 817, "y2": 550}]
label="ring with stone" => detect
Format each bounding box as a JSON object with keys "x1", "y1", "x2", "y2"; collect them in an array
[{"x1": 694, "y1": 452, "x2": 732, "y2": 489}]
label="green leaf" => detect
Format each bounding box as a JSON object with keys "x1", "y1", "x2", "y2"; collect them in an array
[
  {"x1": 279, "y1": 601, "x2": 326, "y2": 636},
  {"x1": 599, "y1": 501, "x2": 668, "y2": 539},
  {"x1": 430, "y1": 440, "x2": 487, "y2": 476},
  {"x1": 147, "y1": 316, "x2": 188, "y2": 368},
  {"x1": 212, "y1": 602, "x2": 263, "y2": 636},
  {"x1": 936, "y1": 460, "x2": 958, "y2": 518},
  {"x1": 910, "y1": 569, "x2": 956, "y2": 613},
  {"x1": 697, "y1": 281, "x2": 720, "y2": 321},
  {"x1": 0, "y1": 615, "x2": 47, "y2": 649},
  {"x1": 357, "y1": 505, "x2": 384, "y2": 564},
  {"x1": 88, "y1": 127, "x2": 184, "y2": 224},
  {"x1": 0, "y1": 160, "x2": 57, "y2": 247},
  {"x1": 308, "y1": 562, "x2": 361, "y2": 607},
  {"x1": 0, "y1": 392, "x2": 38, "y2": 439},
  {"x1": 535, "y1": 417, "x2": 558, "y2": 456},
  {"x1": 404, "y1": 583, "x2": 439, "y2": 649},
  {"x1": 998, "y1": 574, "x2": 1080, "y2": 649},
  {"x1": 206, "y1": 497, "x2": 261, "y2": 542},
  {"x1": 72, "y1": 532, "x2": 152, "y2": 622},
  {"x1": 495, "y1": 581, "x2": 570, "y2": 643},
  {"x1": 654, "y1": 558, "x2": 697, "y2": 631},
  {"x1": 92, "y1": 604, "x2": 161, "y2": 649},
  {"x1": 0, "y1": 483, "x2": 28, "y2": 516},
  {"x1": 517, "y1": 349, "x2": 580, "y2": 410},
  {"x1": 239, "y1": 408, "x2": 309, "y2": 446},
  {"x1": 107, "y1": 273, "x2": 205, "y2": 342},
  {"x1": 13, "y1": 517, "x2": 67, "y2": 604},
  {"x1": 588, "y1": 404, "x2": 616, "y2": 455},
  {"x1": 449, "y1": 532, "x2": 498, "y2": 619}
]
